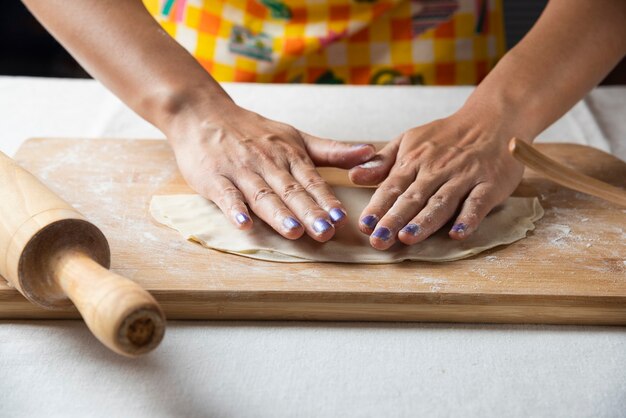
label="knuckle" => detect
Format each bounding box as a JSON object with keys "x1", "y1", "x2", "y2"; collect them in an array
[
  {"x1": 417, "y1": 173, "x2": 439, "y2": 185},
  {"x1": 308, "y1": 186, "x2": 338, "y2": 207},
  {"x1": 240, "y1": 137, "x2": 256, "y2": 146},
  {"x1": 461, "y1": 212, "x2": 480, "y2": 224},
  {"x1": 220, "y1": 185, "x2": 241, "y2": 196},
  {"x1": 253, "y1": 187, "x2": 277, "y2": 203},
  {"x1": 302, "y1": 176, "x2": 327, "y2": 191},
  {"x1": 281, "y1": 182, "x2": 306, "y2": 201},
  {"x1": 273, "y1": 208, "x2": 295, "y2": 224},
  {"x1": 428, "y1": 194, "x2": 451, "y2": 210},
  {"x1": 379, "y1": 184, "x2": 405, "y2": 196},
  {"x1": 287, "y1": 148, "x2": 308, "y2": 161},
  {"x1": 301, "y1": 207, "x2": 319, "y2": 220},
  {"x1": 277, "y1": 123, "x2": 299, "y2": 137},
  {"x1": 419, "y1": 140, "x2": 436, "y2": 153},
  {"x1": 217, "y1": 186, "x2": 242, "y2": 204},
  {"x1": 398, "y1": 192, "x2": 425, "y2": 203},
  {"x1": 447, "y1": 145, "x2": 465, "y2": 154},
  {"x1": 259, "y1": 133, "x2": 282, "y2": 143},
  {"x1": 429, "y1": 193, "x2": 446, "y2": 203},
  {"x1": 323, "y1": 197, "x2": 341, "y2": 208},
  {"x1": 396, "y1": 158, "x2": 415, "y2": 169},
  {"x1": 465, "y1": 195, "x2": 487, "y2": 207}
]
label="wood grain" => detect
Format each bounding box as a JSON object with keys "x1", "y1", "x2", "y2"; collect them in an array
[{"x1": 2, "y1": 138, "x2": 625, "y2": 324}]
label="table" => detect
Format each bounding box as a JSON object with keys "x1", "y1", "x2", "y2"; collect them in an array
[{"x1": 1, "y1": 76, "x2": 625, "y2": 417}]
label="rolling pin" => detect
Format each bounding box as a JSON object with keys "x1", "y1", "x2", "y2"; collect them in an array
[{"x1": 0, "y1": 151, "x2": 165, "y2": 356}]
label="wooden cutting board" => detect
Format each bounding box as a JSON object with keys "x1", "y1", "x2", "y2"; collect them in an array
[{"x1": 1, "y1": 138, "x2": 625, "y2": 324}]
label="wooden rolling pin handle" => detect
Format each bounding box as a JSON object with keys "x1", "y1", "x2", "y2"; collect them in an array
[
  {"x1": 509, "y1": 137, "x2": 626, "y2": 207},
  {"x1": 0, "y1": 151, "x2": 166, "y2": 356},
  {"x1": 51, "y1": 249, "x2": 165, "y2": 357}
]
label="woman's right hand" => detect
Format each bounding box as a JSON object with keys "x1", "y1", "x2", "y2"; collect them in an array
[{"x1": 167, "y1": 99, "x2": 376, "y2": 242}]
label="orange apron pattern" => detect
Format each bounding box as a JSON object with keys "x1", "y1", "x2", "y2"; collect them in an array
[{"x1": 143, "y1": 0, "x2": 505, "y2": 85}]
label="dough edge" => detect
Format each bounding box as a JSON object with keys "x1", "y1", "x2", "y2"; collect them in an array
[{"x1": 149, "y1": 194, "x2": 544, "y2": 264}]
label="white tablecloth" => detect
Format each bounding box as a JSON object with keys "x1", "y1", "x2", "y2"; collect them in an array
[{"x1": 1, "y1": 77, "x2": 625, "y2": 417}]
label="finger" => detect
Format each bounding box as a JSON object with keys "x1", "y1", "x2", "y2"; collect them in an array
[
  {"x1": 290, "y1": 160, "x2": 348, "y2": 229},
  {"x1": 208, "y1": 175, "x2": 253, "y2": 230},
  {"x1": 397, "y1": 181, "x2": 470, "y2": 246},
  {"x1": 234, "y1": 172, "x2": 305, "y2": 240},
  {"x1": 357, "y1": 166, "x2": 417, "y2": 235},
  {"x1": 264, "y1": 169, "x2": 337, "y2": 242},
  {"x1": 348, "y1": 139, "x2": 400, "y2": 186},
  {"x1": 300, "y1": 132, "x2": 376, "y2": 168},
  {"x1": 367, "y1": 177, "x2": 441, "y2": 250},
  {"x1": 448, "y1": 183, "x2": 502, "y2": 240}
]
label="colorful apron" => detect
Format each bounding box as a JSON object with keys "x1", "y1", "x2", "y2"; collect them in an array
[{"x1": 143, "y1": 0, "x2": 505, "y2": 84}]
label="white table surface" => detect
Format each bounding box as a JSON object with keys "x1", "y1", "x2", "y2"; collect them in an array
[{"x1": 1, "y1": 76, "x2": 625, "y2": 418}]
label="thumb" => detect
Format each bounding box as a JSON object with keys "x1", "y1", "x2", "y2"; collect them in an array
[
  {"x1": 348, "y1": 140, "x2": 400, "y2": 186},
  {"x1": 300, "y1": 132, "x2": 376, "y2": 169}
]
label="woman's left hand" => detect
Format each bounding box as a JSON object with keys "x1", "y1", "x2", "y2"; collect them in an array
[{"x1": 348, "y1": 109, "x2": 528, "y2": 250}]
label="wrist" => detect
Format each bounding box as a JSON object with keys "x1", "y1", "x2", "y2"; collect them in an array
[
  {"x1": 459, "y1": 52, "x2": 547, "y2": 142},
  {"x1": 146, "y1": 80, "x2": 237, "y2": 141}
]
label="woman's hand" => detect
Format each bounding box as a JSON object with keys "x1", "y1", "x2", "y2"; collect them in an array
[
  {"x1": 348, "y1": 108, "x2": 527, "y2": 250},
  {"x1": 168, "y1": 101, "x2": 376, "y2": 242}
]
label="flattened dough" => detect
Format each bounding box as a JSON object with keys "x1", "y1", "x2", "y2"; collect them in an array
[{"x1": 150, "y1": 187, "x2": 543, "y2": 263}]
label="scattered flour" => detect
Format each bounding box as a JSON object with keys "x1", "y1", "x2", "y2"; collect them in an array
[
  {"x1": 141, "y1": 232, "x2": 159, "y2": 242},
  {"x1": 416, "y1": 276, "x2": 447, "y2": 285},
  {"x1": 415, "y1": 275, "x2": 447, "y2": 292},
  {"x1": 90, "y1": 177, "x2": 114, "y2": 195},
  {"x1": 545, "y1": 224, "x2": 571, "y2": 246},
  {"x1": 359, "y1": 160, "x2": 383, "y2": 169}
]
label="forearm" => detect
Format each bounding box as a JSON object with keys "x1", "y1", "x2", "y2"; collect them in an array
[
  {"x1": 463, "y1": 0, "x2": 626, "y2": 140},
  {"x1": 21, "y1": 0, "x2": 232, "y2": 134}
]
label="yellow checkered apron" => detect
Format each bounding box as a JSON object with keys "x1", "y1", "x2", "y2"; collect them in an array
[{"x1": 143, "y1": 0, "x2": 505, "y2": 85}]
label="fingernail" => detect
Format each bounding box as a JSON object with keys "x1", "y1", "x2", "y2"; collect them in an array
[
  {"x1": 360, "y1": 214, "x2": 379, "y2": 230},
  {"x1": 283, "y1": 217, "x2": 302, "y2": 230},
  {"x1": 401, "y1": 223, "x2": 421, "y2": 236},
  {"x1": 451, "y1": 223, "x2": 467, "y2": 234},
  {"x1": 235, "y1": 213, "x2": 250, "y2": 225},
  {"x1": 313, "y1": 218, "x2": 332, "y2": 234},
  {"x1": 328, "y1": 208, "x2": 345, "y2": 223},
  {"x1": 352, "y1": 143, "x2": 369, "y2": 148},
  {"x1": 372, "y1": 227, "x2": 392, "y2": 241}
]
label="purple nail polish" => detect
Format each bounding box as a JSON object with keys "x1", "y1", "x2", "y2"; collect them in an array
[
  {"x1": 235, "y1": 213, "x2": 250, "y2": 225},
  {"x1": 372, "y1": 227, "x2": 392, "y2": 241},
  {"x1": 401, "y1": 223, "x2": 421, "y2": 235},
  {"x1": 283, "y1": 217, "x2": 302, "y2": 230},
  {"x1": 329, "y1": 208, "x2": 345, "y2": 223},
  {"x1": 313, "y1": 218, "x2": 332, "y2": 234},
  {"x1": 451, "y1": 223, "x2": 467, "y2": 233},
  {"x1": 360, "y1": 215, "x2": 379, "y2": 229}
]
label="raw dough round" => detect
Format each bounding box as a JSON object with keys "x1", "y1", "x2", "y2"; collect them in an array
[{"x1": 150, "y1": 187, "x2": 543, "y2": 263}]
